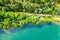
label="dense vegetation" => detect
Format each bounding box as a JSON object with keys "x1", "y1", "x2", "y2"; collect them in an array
[
  {"x1": 0, "y1": 11, "x2": 60, "y2": 30},
  {"x1": 0, "y1": 0, "x2": 60, "y2": 30},
  {"x1": 0, "y1": 0, "x2": 60, "y2": 14}
]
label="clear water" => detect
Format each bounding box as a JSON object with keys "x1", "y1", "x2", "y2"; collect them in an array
[{"x1": 0, "y1": 23, "x2": 60, "y2": 40}]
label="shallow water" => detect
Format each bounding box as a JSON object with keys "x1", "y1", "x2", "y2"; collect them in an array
[{"x1": 0, "y1": 23, "x2": 60, "y2": 40}]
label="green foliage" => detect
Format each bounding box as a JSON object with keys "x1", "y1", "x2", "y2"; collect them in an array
[
  {"x1": 0, "y1": 0, "x2": 60, "y2": 14},
  {"x1": 2, "y1": 18, "x2": 12, "y2": 29},
  {"x1": 18, "y1": 14, "x2": 28, "y2": 20},
  {"x1": 57, "y1": 0, "x2": 60, "y2": 4},
  {"x1": 0, "y1": 0, "x2": 60, "y2": 30},
  {"x1": 43, "y1": 17, "x2": 52, "y2": 23},
  {"x1": 0, "y1": 23, "x2": 3, "y2": 29},
  {"x1": 35, "y1": 21, "x2": 40, "y2": 25},
  {"x1": 0, "y1": 11, "x2": 59, "y2": 29},
  {"x1": 55, "y1": 4, "x2": 60, "y2": 15},
  {"x1": 12, "y1": 22, "x2": 19, "y2": 28},
  {"x1": 0, "y1": 0, "x2": 23, "y2": 11}
]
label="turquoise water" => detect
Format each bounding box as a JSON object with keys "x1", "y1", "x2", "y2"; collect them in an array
[{"x1": 0, "y1": 23, "x2": 60, "y2": 40}]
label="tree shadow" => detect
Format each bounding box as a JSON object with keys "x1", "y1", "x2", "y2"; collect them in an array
[
  {"x1": 9, "y1": 22, "x2": 57, "y2": 33},
  {"x1": 0, "y1": 29, "x2": 6, "y2": 34}
]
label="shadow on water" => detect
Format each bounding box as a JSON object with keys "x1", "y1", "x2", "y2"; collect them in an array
[
  {"x1": 0, "y1": 22, "x2": 60, "y2": 40},
  {"x1": 0, "y1": 22, "x2": 60, "y2": 33},
  {"x1": 0, "y1": 29, "x2": 6, "y2": 34},
  {"x1": 9, "y1": 23, "x2": 45, "y2": 33},
  {"x1": 10, "y1": 22, "x2": 60, "y2": 40},
  {"x1": 9, "y1": 22, "x2": 57, "y2": 33}
]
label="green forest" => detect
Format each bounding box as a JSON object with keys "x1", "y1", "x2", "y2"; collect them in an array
[
  {"x1": 0, "y1": 0, "x2": 60, "y2": 14},
  {"x1": 0, "y1": 0, "x2": 60, "y2": 30}
]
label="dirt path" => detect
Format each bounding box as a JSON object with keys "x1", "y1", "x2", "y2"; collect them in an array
[
  {"x1": 15, "y1": 12, "x2": 60, "y2": 18},
  {"x1": 17, "y1": 12, "x2": 60, "y2": 25},
  {"x1": 17, "y1": 12, "x2": 51, "y2": 16}
]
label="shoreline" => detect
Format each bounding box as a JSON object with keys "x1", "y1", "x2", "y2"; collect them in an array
[
  {"x1": 3, "y1": 29, "x2": 11, "y2": 34},
  {"x1": 0, "y1": 12, "x2": 60, "y2": 33},
  {"x1": 3, "y1": 22, "x2": 60, "y2": 34},
  {"x1": 52, "y1": 21, "x2": 60, "y2": 26}
]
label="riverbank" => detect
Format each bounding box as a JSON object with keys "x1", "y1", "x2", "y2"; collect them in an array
[
  {"x1": 0, "y1": 23, "x2": 60, "y2": 40},
  {"x1": 2, "y1": 22, "x2": 60, "y2": 34}
]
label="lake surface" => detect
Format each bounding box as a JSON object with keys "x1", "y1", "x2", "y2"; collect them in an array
[{"x1": 0, "y1": 23, "x2": 60, "y2": 40}]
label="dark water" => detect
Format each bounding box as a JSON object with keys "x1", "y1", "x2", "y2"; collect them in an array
[{"x1": 0, "y1": 23, "x2": 60, "y2": 40}]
